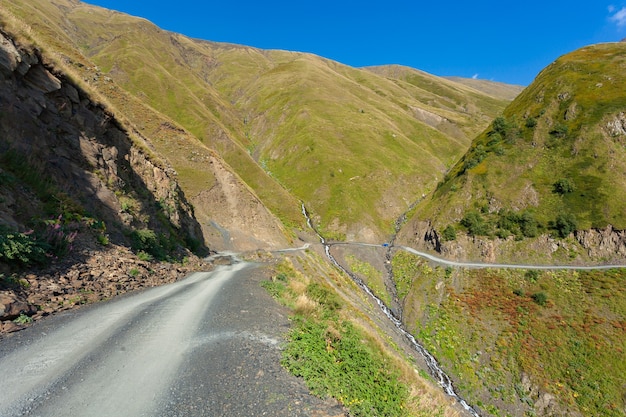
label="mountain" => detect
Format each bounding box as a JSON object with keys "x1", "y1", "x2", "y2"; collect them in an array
[
  {"x1": 0, "y1": 27, "x2": 205, "y2": 255},
  {"x1": 2, "y1": 2, "x2": 626, "y2": 417},
  {"x1": 398, "y1": 42, "x2": 626, "y2": 264},
  {"x1": 386, "y1": 43, "x2": 626, "y2": 417},
  {"x1": 0, "y1": 0, "x2": 514, "y2": 246},
  {"x1": 443, "y1": 76, "x2": 525, "y2": 101}
]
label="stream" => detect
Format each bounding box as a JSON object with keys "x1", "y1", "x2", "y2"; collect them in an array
[{"x1": 301, "y1": 204, "x2": 481, "y2": 417}]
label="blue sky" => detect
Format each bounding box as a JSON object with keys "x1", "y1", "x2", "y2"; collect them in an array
[{"x1": 84, "y1": 1, "x2": 626, "y2": 86}]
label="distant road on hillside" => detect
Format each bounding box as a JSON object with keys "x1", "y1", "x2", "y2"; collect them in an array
[{"x1": 329, "y1": 242, "x2": 626, "y2": 270}]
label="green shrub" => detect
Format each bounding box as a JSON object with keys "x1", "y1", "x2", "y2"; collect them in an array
[
  {"x1": 461, "y1": 211, "x2": 489, "y2": 236},
  {"x1": 491, "y1": 116, "x2": 520, "y2": 143},
  {"x1": 519, "y1": 212, "x2": 539, "y2": 237},
  {"x1": 137, "y1": 250, "x2": 153, "y2": 262},
  {"x1": 13, "y1": 313, "x2": 33, "y2": 324},
  {"x1": 550, "y1": 124, "x2": 569, "y2": 138},
  {"x1": 531, "y1": 292, "x2": 548, "y2": 306},
  {"x1": 553, "y1": 178, "x2": 575, "y2": 194},
  {"x1": 492, "y1": 116, "x2": 509, "y2": 134},
  {"x1": 555, "y1": 213, "x2": 578, "y2": 238},
  {"x1": 0, "y1": 226, "x2": 47, "y2": 266},
  {"x1": 525, "y1": 270, "x2": 539, "y2": 282},
  {"x1": 130, "y1": 228, "x2": 169, "y2": 260},
  {"x1": 442, "y1": 225, "x2": 457, "y2": 241},
  {"x1": 463, "y1": 145, "x2": 488, "y2": 171},
  {"x1": 96, "y1": 234, "x2": 109, "y2": 246}
]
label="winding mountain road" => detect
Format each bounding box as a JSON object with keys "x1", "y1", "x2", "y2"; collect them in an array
[
  {"x1": 1, "y1": 235, "x2": 623, "y2": 417},
  {"x1": 0, "y1": 260, "x2": 344, "y2": 417}
]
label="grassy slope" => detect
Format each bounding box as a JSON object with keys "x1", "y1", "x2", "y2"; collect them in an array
[
  {"x1": 8, "y1": 0, "x2": 514, "y2": 241},
  {"x1": 444, "y1": 76, "x2": 526, "y2": 101},
  {"x1": 262, "y1": 251, "x2": 465, "y2": 417},
  {"x1": 365, "y1": 65, "x2": 513, "y2": 138},
  {"x1": 4, "y1": 0, "x2": 303, "y2": 230},
  {"x1": 391, "y1": 43, "x2": 626, "y2": 416},
  {"x1": 392, "y1": 251, "x2": 626, "y2": 417},
  {"x1": 410, "y1": 43, "x2": 626, "y2": 235}
]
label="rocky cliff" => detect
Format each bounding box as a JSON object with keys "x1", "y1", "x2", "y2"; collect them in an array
[
  {"x1": 0, "y1": 30, "x2": 208, "y2": 330},
  {"x1": 398, "y1": 219, "x2": 626, "y2": 265},
  {"x1": 0, "y1": 29, "x2": 204, "y2": 247}
]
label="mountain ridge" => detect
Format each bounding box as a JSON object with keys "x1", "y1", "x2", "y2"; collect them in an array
[
  {"x1": 398, "y1": 42, "x2": 626, "y2": 264},
  {"x1": 1, "y1": 3, "x2": 626, "y2": 417},
  {"x1": 0, "y1": 0, "x2": 514, "y2": 245}
]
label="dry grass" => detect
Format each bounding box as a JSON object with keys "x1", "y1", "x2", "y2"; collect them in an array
[
  {"x1": 288, "y1": 279, "x2": 308, "y2": 295},
  {"x1": 294, "y1": 293, "x2": 318, "y2": 316}
]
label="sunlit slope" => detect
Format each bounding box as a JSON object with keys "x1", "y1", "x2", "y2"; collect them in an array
[
  {"x1": 365, "y1": 65, "x2": 515, "y2": 138},
  {"x1": 407, "y1": 42, "x2": 626, "y2": 240},
  {"x1": 2, "y1": 0, "x2": 303, "y2": 232},
  {"x1": 6, "y1": 0, "x2": 515, "y2": 240},
  {"x1": 444, "y1": 76, "x2": 525, "y2": 101},
  {"x1": 169, "y1": 47, "x2": 514, "y2": 240}
]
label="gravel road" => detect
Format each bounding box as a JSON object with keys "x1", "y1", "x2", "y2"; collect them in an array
[{"x1": 0, "y1": 259, "x2": 345, "y2": 417}]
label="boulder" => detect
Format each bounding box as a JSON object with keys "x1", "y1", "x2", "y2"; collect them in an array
[{"x1": 0, "y1": 293, "x2": 38, "y2": 321}]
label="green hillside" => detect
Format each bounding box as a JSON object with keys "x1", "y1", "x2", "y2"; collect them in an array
[
  {"x1": 444, "y1": 76, "x2": 525, "y2": 101},
  {"x1": 391, "y1": 45, "x2": 626, "y2": 416},
  {"x1": 408, "y1": 42, "x2": 626, "y2": 246},
  {"x1": 392, "y1": 252, "x2": 626, "y2": 416},
  {"x1": 1, "y1": 0, "x2": 514, "y2": 242}
]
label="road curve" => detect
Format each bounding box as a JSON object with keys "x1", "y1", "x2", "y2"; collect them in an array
[
  {"x1": 329, "y1": 242, "x2": 626, "y2": 270},
  {"x1": 0, "y1": 261, "x2": 344, "y2": 417}
]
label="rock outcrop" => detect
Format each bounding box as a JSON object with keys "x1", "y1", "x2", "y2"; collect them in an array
[
  {"x1": 0, "y1": 30, "x2": 204, "y2": 247},
  {"x1": 0, "y1": 30, "x2": 208, "y2": 333},
  {"x1": 398, "y1": 218, "x2": 626, "y2": 265},
  {"x1": 575, "y1": 226, "x2": 626, "y2": 260},
  {"x1": 0, "y1": 234, "x2": 206, "y2": 335}
]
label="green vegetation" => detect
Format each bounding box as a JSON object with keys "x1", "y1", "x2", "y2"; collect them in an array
[
  {"x1": 129, "y1": 228, "x2": 176, "y2": 261},
  {"x1": 441, "y1": 225, "x2": 457, "y2": 241},
  {"x1": 0, "y1": 215, "x2": 80, "y2": 268},
  {"x1": 284, "y1": 318, "x2": 407, "y2": 416},
  {"x1": 553, "y1": 178, "x2": 575, "y2": 195},
  {"x1": 13, "y1": 313, "x2": 33, "y2": 324},
  {"x1": 454, "y1": 208, "x2": 541, "y2": 239},
  {"x1": 345, "y1": 254, "x2": 390, "y2": 306},
  {"x1": 0, "y1": 226, "x2": 48, "y2": 267},
  {"x1": 261, "y1": 258, "x2": 410, "y2": 417},
  {"x1": 530, "y1": 291, "x2": 547, "y2": 306},
  {"x1": 412, "y1": 42, "x2": 626, "y2": 247},
  {"x1": 1, "y1": 0, "x2": 514, "y2": 240},
  {"x1": 554, "y1": 213, "x2": 578, "y2": 238},
  {"x1": 393, "y1": 253, "x2": 626, "y2": 417}
]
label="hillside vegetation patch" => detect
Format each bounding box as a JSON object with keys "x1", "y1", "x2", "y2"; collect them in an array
[
  {"x1": 393, "y1": 250, "x2": 626, "y2": 417},
  {"x1": 262, "y1": 258, "x2": 409, "y2": 416}
]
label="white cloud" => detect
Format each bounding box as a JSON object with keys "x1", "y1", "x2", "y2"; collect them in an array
[
  {"x1": 472, "y1": 73, "x2": 479, "y2": 79},
  {"x1": 609, "y1": 6, "x2": 626, "y2": 27},
  {"x1": 608, "y1": 4, "x2": 616, "y2": 13}
]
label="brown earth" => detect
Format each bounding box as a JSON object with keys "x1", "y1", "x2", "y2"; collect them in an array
[{"x1": 0, "y1": 232, "x2": 206, "y2": 336}]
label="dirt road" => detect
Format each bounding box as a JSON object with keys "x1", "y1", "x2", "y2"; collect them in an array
[{"x1": 0, "y1": 260, "x2": 344, "y2": 417}]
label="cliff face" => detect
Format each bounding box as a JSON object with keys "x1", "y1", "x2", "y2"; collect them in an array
[{"x1": 0, "y1": 30, "x2": 204, "y2": 249}]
